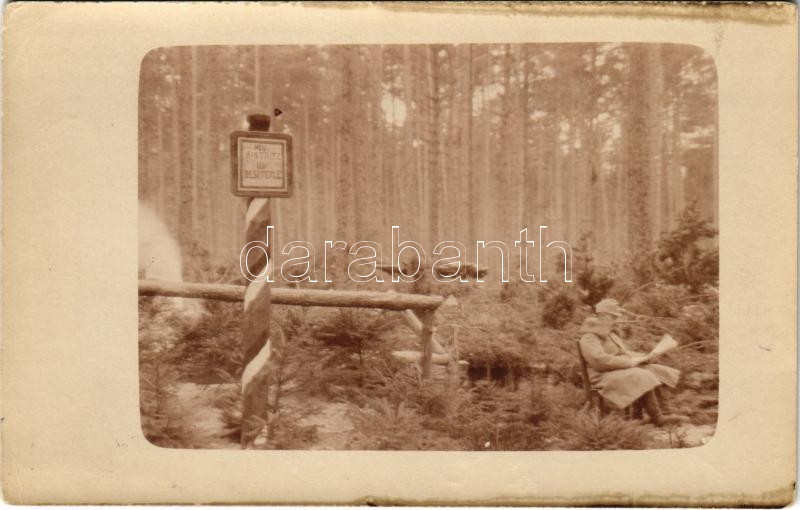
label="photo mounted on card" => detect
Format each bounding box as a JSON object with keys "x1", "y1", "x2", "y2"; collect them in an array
[{"x1": 3, "y1": 2, "x2": 796, "y2": 506}]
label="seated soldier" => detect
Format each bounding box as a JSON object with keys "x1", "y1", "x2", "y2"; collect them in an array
[{"x1": 578, "y1": 299, "x2": 685, "y2": 426}]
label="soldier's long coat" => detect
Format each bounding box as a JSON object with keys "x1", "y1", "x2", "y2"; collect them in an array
[{"x1": 579, "y1": 328, "x2": 679, "y2": 409}]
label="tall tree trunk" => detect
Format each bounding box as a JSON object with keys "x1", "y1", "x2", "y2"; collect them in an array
[
  {"x1": 203, "y1": 49, "x2": 218, "y2": 261},
  {"x1": 465, "y1": 45, "x2": 475, "y2": 249},
  {"x1": 585, "y1": 45, "x2": 598, "y2": 245},
  {"x1": 303, "y1": 94, "x2": 313, "y2": 242},
  {"x1": 401, "y1": 45, "x2": 414, "y2": 242},
  {"x1": 565, "y1": 68, "x2": 577, "y2": 243},
  {"x1": 518, "y1": 46, "x2": 531, "y2": 230},
  {"x1": 413, "y1": 47, "x2": 427, "y2": 245},
  {"x1": 427, "y1": 45, "x2": 442, "y2": 245},
  {"x1": 351, "y1": 47, "x2": 365, "y2": 242},
  {"x1": 190, "y1": 46, "x2": 199, "y2": 240},
  {"x1": 624, "y1": 45, "x2": 657, "y2": 257},
  {"x1": 334, "y1": 128, "x2": 343, "y2": 239},
  {"x1": 336, "y1": 47, "x2": 357, "y2": 241},
  {"x1": 481, "y1": 49, "x2": 492, "y2": 240},
  {"x1": 659, "y1": 126, "x2": 671, "y2": 237},
  {"x1": 172, "y1": 48, "x2": 192, "y2": 251},
  {"x1": 443, "y1": 48, "x2": 454, "y2": 238},
  {"x1": 669, "y1": 93, "x2": 683, "y2": 229},
  {"x1": 646, "y1": 45, "x2": 665, "y2": 242},
  {"x1": 553, "y1": 84, "x2": 564, "y2": 242}
]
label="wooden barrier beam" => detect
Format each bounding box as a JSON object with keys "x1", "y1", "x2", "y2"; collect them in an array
[
  {"x1": 271, "y1": 288, "x2": 444, "y2": 311},
  {"x1": 139, "y1": 279, "x2": 245, "y2": 302},
  {"x1": 139, "y1": 279, "x2": 444, "y2": 311}
]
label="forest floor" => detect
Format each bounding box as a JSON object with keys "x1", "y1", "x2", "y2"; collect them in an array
[
  {"x1": 165, "y1": 383, "x2": 358, "y2": 450},
  {"x1": 141, "y1": 274, "x2": 719, "y2": 452},
  {"x1": 164, "y1": 378, "x2": 716, "y2": 451},
  {"x1": 172, "y1": 383, "x2": 238, "y2": 449}
]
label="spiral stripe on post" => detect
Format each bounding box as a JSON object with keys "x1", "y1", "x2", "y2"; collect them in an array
[{"x1": 240, "y1": 197, "x2": 272, "y2": 448}]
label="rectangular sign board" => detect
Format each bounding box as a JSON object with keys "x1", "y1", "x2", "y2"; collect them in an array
[{"x1": 230, "y1": 131, "x2": 293, "y2": 197}]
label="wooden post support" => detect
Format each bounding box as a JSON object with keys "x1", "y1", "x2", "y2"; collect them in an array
[
  {"x1": 451, "y1": 325, "x2": 462, "y2": 386},
  {"x1": 402, "y1": 309, "x2": 448, "y2": 354},
  {"x1": 402, "y1": 309, "x2": 423, "y2": 335},
  {"x1": 238, "y1": 113, "x2": 277, "y2": 449},
  {"x1": 420, "y1": 310, "x2": 435, "y2": 379}
]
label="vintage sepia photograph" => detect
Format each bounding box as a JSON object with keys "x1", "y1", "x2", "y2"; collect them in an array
[
  {"x1": 4, "y1": 1, "x2": 796, "y2": 504},
  {"x1": 137, "y1": 43, "x2": 719, "y2": 451}
]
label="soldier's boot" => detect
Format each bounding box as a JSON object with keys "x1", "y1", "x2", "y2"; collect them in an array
[
  {"x1": 631, "y1": 399, "x2": 644, "y2": 420},
  {"x1": 654, "y1": 386, "x2": 672, "y2": 413},
  {"x1": 643, "y1": 391, "x2": 685, "y2": 427},
  {"x1": 654, "y1": 387, "x2": 690, "y2": 424}
]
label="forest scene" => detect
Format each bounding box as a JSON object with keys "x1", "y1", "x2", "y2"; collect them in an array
[{"x1": 138, "y1": 43, "x2": 719, "y2": 450}]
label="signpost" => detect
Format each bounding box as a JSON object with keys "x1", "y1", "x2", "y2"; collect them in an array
[
  {"x1": 231, "y1": 119, "x2": 293, "y2": 198},
  {"x1": 232, "y1": 113, "x2": 293, "y2": 448}
]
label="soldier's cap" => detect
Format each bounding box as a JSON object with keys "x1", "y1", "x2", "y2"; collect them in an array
[{"x1": 595, "y1": 298, "x2": 626, "y2": 317}]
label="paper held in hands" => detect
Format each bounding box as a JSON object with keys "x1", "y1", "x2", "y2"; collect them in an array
[{"x1": 649, "y1": 334, "x2": 678, "y2": 358}]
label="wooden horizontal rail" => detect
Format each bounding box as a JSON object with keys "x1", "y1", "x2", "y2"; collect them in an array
[
  {"x1": 140, "y1": 279, "x2": 245, "y2": 302},
  {"x1": 391, "y1": 350, "x2": 452, "y2": 365},
  {"x1": 139, "y1": 279, "x2": 444, "y2": 311}
]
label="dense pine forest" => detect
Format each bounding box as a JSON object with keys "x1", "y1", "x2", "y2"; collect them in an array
[
  {"x1": 139, "y1": 44, "x2": 717, "y2": 269},
  {"x1": 139, "y1": 44, "x2": 719, "y2": 451}
]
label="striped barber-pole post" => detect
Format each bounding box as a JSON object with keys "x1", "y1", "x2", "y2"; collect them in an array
[
  {"x1": 240, "y1": 196, "x2": 276, "y2": 448},
  {"x1": 236, "y1": 113, "x2": 280, "y2": 448},
  {"x1": 232, "y1": 109, "x2": 293, "y2": 448}
]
